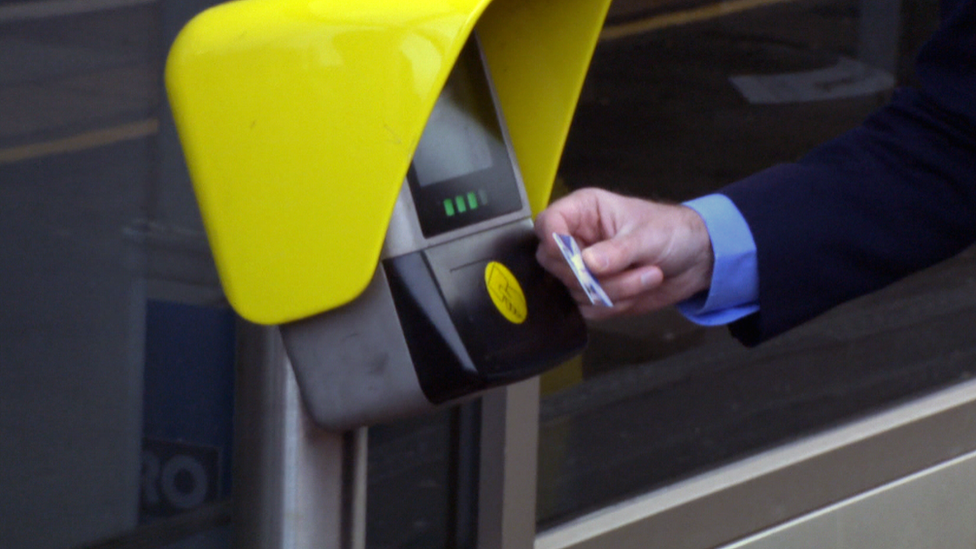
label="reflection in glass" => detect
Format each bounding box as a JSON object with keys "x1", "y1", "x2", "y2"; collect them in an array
[
  {"x1": 537, "y1": 0, "x2": 964, "y2": 529},
  {"x1": 367, "y1": 403, "x2": 481, "y2": 549},
  {"x1": 0, "y1": 1, "x2": 232, "y2": 547}
]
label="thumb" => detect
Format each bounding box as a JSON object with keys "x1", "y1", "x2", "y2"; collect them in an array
[{"x1": 581, "y1": 231, "x2": 642, "y2": 276}]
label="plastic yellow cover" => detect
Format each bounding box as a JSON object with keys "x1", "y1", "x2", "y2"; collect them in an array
[{"x1": 166, "y1": 0, "x2": 610, "y2": 324}]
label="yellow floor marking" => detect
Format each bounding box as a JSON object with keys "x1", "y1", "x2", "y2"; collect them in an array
[
  {"x1": 601, "y1": 0, "x2": 796, "y2": 40},
  {"x1": 0, "y1": 119, "x2": 159, "y2": 166}
]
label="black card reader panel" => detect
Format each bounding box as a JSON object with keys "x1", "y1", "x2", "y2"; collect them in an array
[
  {"x1": 384, "y1": 253, "x2": 486, "y2": 404},
  {"x1": 429, "y1": 222, "x2": 587, "y2": 381},
  {"x1": 384, "y1": 221, "x2": 587, "y2": 404}
]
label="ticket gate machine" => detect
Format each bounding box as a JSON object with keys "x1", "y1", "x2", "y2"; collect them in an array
[
  {"x1": 280, "y1": 38, "x2": 585, "y2": 429},
  {"x1": 166, "y1": 0, "x2": 613, "y2": 430}
]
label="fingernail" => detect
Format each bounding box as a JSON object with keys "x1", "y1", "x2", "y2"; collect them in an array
[{"x1": 640, "y1": 271, "x2": 656, "y2": 288}]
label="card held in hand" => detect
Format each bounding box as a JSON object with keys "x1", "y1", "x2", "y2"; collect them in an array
[{"x1": 552, "y1": 233, "x2": 613, "y2": 307}]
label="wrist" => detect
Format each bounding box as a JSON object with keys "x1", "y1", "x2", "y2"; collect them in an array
[
  {"x1": 680, "y1": 193, "x2": 760, "y2": 318},
  {"x1": 680, "y1": 205, "x2": 715, "y2": 295}
]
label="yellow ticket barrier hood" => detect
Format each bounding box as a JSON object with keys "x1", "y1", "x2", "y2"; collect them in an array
[{"x1": 166, "y1": 0, "x2": 612, "y2": 325}]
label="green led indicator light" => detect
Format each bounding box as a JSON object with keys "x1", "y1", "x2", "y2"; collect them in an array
[
  {"x1": 455, "y1": 196, "x2": 467, "y2": 213},
  {"x1": 467, "y1": 192, "x2": 478, "y2": 210},
  {"x1": 444, "y1": 199, "x2": 455, "y2": 217}
]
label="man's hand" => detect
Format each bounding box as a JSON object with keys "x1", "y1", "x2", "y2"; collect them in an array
[{"x1": 535, "y1": 188, "x2": 715, "y2": 319}]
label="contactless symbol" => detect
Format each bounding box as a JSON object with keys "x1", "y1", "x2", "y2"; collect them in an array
[{"x1": 484, "y1": 261, "x2": 527, "y2": 324}]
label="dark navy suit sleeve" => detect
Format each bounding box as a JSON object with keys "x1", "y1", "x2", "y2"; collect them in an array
[{"x1": 719, "y1": 0, "x2": 976, "y2": 346}]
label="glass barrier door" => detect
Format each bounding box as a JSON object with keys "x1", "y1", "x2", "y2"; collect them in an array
[
  {"x1": 531, "y1": 0, "x2": 976, "y2": 547},
  {"x1": 0, "y1": 1, "x2": 233, "y2": 547}
]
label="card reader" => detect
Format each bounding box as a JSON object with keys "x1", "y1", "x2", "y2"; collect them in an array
[{"x1": 280, "y1": 36, "x2": 586, "y2": 430}]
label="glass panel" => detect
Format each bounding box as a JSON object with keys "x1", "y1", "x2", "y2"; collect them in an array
[
  {"x1": 367, "y1": 402, "x2": 481, "y2": 549},
  {"x1": 368, "y1": 412, "x2": 454, "y2": 549},
  {"x1": 1, "y1": 1, "x2": 233, "y2": 547},
  {"x1": 537, "y1": 0, "x2": 965, "y2": 529}
]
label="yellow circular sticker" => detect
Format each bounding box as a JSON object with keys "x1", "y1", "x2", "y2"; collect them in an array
[{"x1": 484, "y1": 261, "x2": 527, "y2": 324}]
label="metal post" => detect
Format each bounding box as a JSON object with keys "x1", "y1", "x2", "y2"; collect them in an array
[
  {"x1": 234, "y1": 322, "x2": 367, "y2": 549},
  {"x1": 477, "y1": 378, "x2": 541, "y2": 549}
]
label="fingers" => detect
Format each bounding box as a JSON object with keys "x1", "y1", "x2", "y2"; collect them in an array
[
  {"x1": 535, "y1": 189, "x2": 658, "y2": 312},
  {"x1": 533, "y1": 191, "x2": 580, "y2": 243},
  {"x1": 540, "y1": 253, "x2": 666, "y2": 313},
  {"x1": 534, "y1": 190, "x2": 601, "y2": 291},
  {"x1": 534, "y1": 237, "x2": 578, "y2": 289},
  {"x1": 534, "y1": 188, "x2": 620, "y2": 275},
  {"x1": 534, "y1": 188, "x2": 611, "y2": 246},
  {"x1": 534, "y1": 187, "x2": 714, "y2": 319},
  {"x1": 580, "y1": 233, "x2": 642, "y2": 277},
  {"x1": 597, "y1": 265, "x2": 663, "y2": 301}
]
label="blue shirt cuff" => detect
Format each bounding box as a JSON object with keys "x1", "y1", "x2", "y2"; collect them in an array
[{"x1": 677, "y1": 194, "x2": 759, "y2": 326}]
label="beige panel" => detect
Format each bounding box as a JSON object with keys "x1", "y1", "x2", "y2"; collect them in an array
[{"x1": 722, "y1": 450, "x2": 976, "y2": 549}]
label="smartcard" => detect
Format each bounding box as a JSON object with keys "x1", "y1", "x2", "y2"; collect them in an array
[{"x1": 552, "y1": 233, "x2": 613, "y2": 307}]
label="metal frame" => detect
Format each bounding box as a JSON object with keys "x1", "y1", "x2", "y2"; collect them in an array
[
  {"x1": 535, "y1": 377, "x2": 976, "y2": 549},
  {"x1": 721, "y1": 448, "x2": 976, "y2": 548}
]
